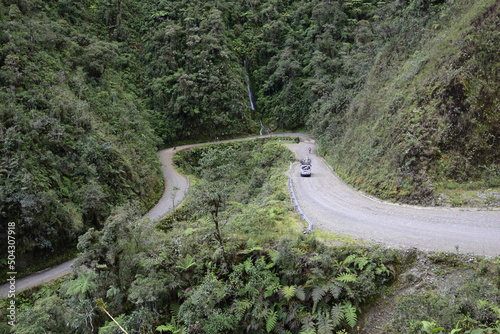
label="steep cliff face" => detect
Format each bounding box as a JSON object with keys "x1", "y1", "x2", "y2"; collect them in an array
[{"x1": 312, "y1": 0, "x2": 499, "y2": 205}]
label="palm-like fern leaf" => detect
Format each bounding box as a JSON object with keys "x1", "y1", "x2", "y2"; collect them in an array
[
  {"x1": 312, "y1": 286, "x2": 326, "y2": 311},
  {"x1": 327, "y1": 283, "x2": 342, "y2": 299},
  {"x1": 341, "y1": 301, "x2": 357, "y2": 328},
  {"x1": 316, "y1": 312, "x2": 333, "y2": 334},
  {"x1": 354, "y1": 256, "x2": 369, "y2": 270},
  {"x1": 342, "y1": 254, "x2": 357, "y2": 266},
  {"x1": 335, "y1": 272, "x2": 358, "y2": 283},
  {"x1": 330, "y1": 303, "x2": 343, "y2": 328},
  {"x1": 295, "y1": 286, "x2": 306, "y2": 301},
  {"x1": 266, "y1": 310, "x2": 278, "y2": 333},
  {"x1": 233, "y1": 298, "x2": 252, "y2": 320},
  {"x1": 175, "y1": 254, "x2": 196, "y2": 270}
]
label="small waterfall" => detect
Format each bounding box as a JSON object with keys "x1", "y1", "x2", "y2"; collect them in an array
[{"x1": 244, "y1": 59, "x2": 257, "y2": 111}]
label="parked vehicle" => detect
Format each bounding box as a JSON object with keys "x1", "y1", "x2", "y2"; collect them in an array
[{"x1": 300, "y1": 158, "x2": 312, "y2": 177}]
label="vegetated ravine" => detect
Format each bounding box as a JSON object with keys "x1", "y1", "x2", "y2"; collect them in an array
[
  {"x1": 2, "y1": 0, "x2": 498, "y2": 279},
  {"x1": 1, "y1": 0, "x2": 499, "y2": 332}
]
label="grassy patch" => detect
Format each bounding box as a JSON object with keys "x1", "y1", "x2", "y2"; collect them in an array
[{"x1": 434, "y1": 180, "x2": 500, "y2": 207}]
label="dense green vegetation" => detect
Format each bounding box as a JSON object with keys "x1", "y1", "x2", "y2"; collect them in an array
[
  {"x1": 141, "y1": 0, "x2": 498, "y2": 203},
  {"x1": 0, "y1": 0, "x2": 163, "y2": 273},
  {"x1": 2, "y1": 141, "x2": 499, "y2": 333},
  {"x1": 314, "y1": 0, "x2": 500, "y2": 204},
  {"x1": 1, "y1": 0, "x2": 498, "y2": 332},
  {"x1": 1, "y1": 0, "x2": 498, "y2": 270}
]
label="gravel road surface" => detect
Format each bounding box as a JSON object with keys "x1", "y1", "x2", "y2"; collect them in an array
[
  {"x1": 287, "y1": 136, "x2": 500, "y2": 256},
  {"x1": 0, "y1": 259, "x2": 76, "y2": 298}
]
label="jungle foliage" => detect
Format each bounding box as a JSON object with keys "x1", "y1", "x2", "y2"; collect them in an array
[
  {"x1": 5, "y1": 141, "x2": 499, "y2": 334},
  {"x1": 1, "y1": 0, "x2": 498, "y2": 332},
  {"x1": 6, "y1": 141, "x2": 398, "y2": 333},
  {"x1": 0, "y1": 0, "x2": 162, "y2": 273},
  {"x1": 1, "y1": 0, "x2": 498, "y2": 271}
]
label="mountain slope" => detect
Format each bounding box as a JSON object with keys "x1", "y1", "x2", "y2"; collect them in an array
[
  {"x1": 0, "y1": 1, "x2": 162, "y2": 272},
  {"x1": 311, "y1": 0, "x2": 499, "y2": 204}
]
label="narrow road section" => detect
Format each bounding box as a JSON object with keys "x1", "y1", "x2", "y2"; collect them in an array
[{"x1": 0, "y1": 259, "x2": 75, "y2": 298}]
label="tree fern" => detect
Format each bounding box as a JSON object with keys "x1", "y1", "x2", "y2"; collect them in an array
[
  {"x1": 341, "y1": 302, "x2": 357, "y2": 328},
  {"x1": 175, "y1": 254, "x2": 196, "y2": 271},
  {"x1": 156, "y1": 303, "x2": 187, "y2": 334},
  {"x1": 64, "y1": 270, "x2": 97, "y2": 301}
]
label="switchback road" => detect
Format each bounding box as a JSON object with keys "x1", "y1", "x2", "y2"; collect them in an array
[
  {"x1": 1, "y1": 133, "x2": 498, "y2": 298},
  {"x1": 286, "y1": 135, "x2": 499, "y2": 256}
]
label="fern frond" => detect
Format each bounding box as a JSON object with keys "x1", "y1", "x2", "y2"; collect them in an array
[
  {"x1": 238, "y1": 246, "x2": 264, "y2": 255},
  {"x1": 244, "y1": 258, "x2": 254, "y2": 273},
  {"x1": 265, "y1": 281, "x2": 281, "y2": 298},
  {"x1": 268, "y1": 249, "x2": 280, "y2": 264},
  {"x1": 330, "y1": 303, "x2": 343, "y2": 328},
  {"x1": 354, "y1": 256, "x2": 369, "y2": 270},
  {"x1": 312, "y1": 286, "x2": 326, "y2": 308},
  {"x1": 299, "y1": 328, "x2": 317, "y2": 334},
  {"x1": 170, "y1": 303, "x2": 180, "y2": 318},
  {"x1": 295, "y1": 285, "x2": 306, "y2": 301},
  {"x1": 316, "y1": 312, "x2": 334, "y2": 334},
  {"x1": 286, "y1": 304, "x2": 304, "y2": 324},
  {"x1": 375, "y1": 263, "x2": 390, "y2": 276},
  {"x1": 335, "y1": 273, "x2": 358, "y2": 283},
  {"x1": 233, "y1": 298, "x2": 252, "y2": 320},
  {"x1": 341, "y1": 302, "x2": 357, "y2": 328},
  {"x1": 156, "y1": 324, "x2": 176, "y2": 333},
  {"x1": 281, "y1": 285, "x2": 296, "y2": 301},
  {"x1": 266, "y1": 310, "x2": 278, "y2": 333},
  {"x1": 344, "y1": 254, "x2": 358, "y2": 264},
  {"x1": 328, "y1": 283, "x2": 342, "y2": 299},
  {"x1": 175, "y1": 254, "x2": 196, "y2": 271},
  {"x1": 342, "y1": 254, "x2": 357, "y2": 266}
]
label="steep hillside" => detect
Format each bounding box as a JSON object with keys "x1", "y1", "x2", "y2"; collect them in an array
[
  {"x1": 1, "y1": 0, "x2": 497, "y2": 279},
  {"x1": 311, "y1": 0, "x2": 499, "y2": 205},
  {"x1": 0, "y1": 1, "x2": 162, "y2": 272},
  {"x1": 141, "y1": 0, "x2": 499, "y2": 204}
]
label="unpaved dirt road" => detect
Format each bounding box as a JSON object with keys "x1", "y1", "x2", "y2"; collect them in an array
[
  {"x1": 287, "y1": 135, "x2": 500, "y2": 256},
  {"x1": 0, "y1": 259, "x2": 76, "y2": 298},
  {"x1": 1, "y1": 133, "x2": 498, "y2": 298}
]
